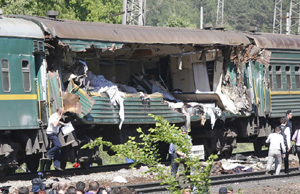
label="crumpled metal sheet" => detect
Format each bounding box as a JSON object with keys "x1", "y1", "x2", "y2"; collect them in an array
[
  {"x1": 12, "y1": 15, "x2": 250, "y2": 46},
  {"x1": 67, "y1": 80, "x2": 95, "y2": 118},
  {"x1": 247, "y1": 33, "x2": 300, "y2": 49}
]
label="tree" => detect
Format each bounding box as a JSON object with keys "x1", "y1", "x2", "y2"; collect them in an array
[
  {"x1": 83, "y1": 115, "x2": 217, "y2": 194},
  {"x1": 0, "y1": 0, "x2": 122, "y2": 23}
]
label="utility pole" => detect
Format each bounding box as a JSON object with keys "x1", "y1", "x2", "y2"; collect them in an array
[
  {"x1": 200, "y1": 0, "x2": 203, "y2": 29},
  {"x1": 122, "y1": 0, "x2": 146, "y2": 26},
  {"x1": 273, "y1": 0, "x2": 283, "y2": 34},
  {"x1": 216, "y1": 0, "x2": 224, "y2": 25},
  {"x1": 287, "y1": 0, "x2": 300, "y2": 34}
]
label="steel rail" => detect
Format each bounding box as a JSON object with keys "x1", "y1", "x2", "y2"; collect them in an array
[{"x1": 115, "y1": 167, "x2": 300, "y2": 193}]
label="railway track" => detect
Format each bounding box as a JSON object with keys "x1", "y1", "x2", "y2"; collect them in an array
[
  {"x1": 0, "y1": 150, "x2": 267, "y2": 182},
  {"x1": 0, "y1": 150, "x2": 270, "y2": 193},
  {"x1": 121, "y1": 167, "x2": 300, "y2": 193},
  {"x1": 0, "y1": 163, "x2": 134, "y2": 182}
]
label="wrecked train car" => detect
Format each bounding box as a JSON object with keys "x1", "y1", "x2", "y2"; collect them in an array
[
  {"x1": 14, "y1": 15, "x2": 260, "y2": 158},
  {"x1": 1, "y1": 13, "x2": 300, "y2": 174}
]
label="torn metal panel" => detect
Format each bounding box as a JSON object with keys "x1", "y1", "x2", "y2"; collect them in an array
[
  {"x1": 58, "y1": 39, "x2": 123, "y2": 52},
  {"x1": 67, "y1": 80, "x2": 95, "y2": 118},
  {"x1": 48, "y1": 71, "x2": 63, "y2": 112},
  {"x1": 84, "y1": 96, "x2": 186, "y2": 125},
  {"x1": 13, "y1": 15, "x2": 250, "y2": 46},
  {"x1": 220, "y1": 44, "x2": 271, "y2": 116}
]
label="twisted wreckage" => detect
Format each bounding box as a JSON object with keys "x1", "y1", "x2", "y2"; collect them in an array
[{"x1": 12, "y1": 15, "x2": 274, "y2": 160}]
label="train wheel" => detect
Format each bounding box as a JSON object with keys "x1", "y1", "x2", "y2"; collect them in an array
[
  {"x1": 60, "y1": 161, "x2": 66, "y2": 170},
  {"x1": 253, "y1": 137, "x2": 266, "y2": 154},
  {"x1": 25, "y1": 154, "x2": 40, "y2": 173},
  {"x1": 80, "y1": 161, "x2": 91, "y2": 169},
  {"x1": 221, "y1": 147, "x2": 233, "y2": 159},
  {"x1": 0, "y1": 167, "x2": 15, "y2": 176}
]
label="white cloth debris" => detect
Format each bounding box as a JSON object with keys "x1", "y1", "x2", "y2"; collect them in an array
[
  {"x1": 112, "y1": 176, "x2": 127, "y2": 183},
  {"x1": 85, "y1": 71, "x2": 125, "y2": 129},
  {"x1": 188, "y1": 102, "x2": 217, "y2": 129},
  {"x1": 166, "y1": 102, "x2": 191, "y2": 131},
  {"x1": 99, "y1": 86, "x2": 125, "y2": 129}
]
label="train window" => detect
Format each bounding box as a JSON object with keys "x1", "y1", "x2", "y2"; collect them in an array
[
  {"x1": 276, "y1": 66, "x2": 282, "y2": 89},
  {"x1": 286, "y1": 66, "x2": 291, "y2": 89},
  {"x1": 1, "y1": 59, "x2": 11, "y2": 92},
  {"x1": 22, "y1": 60, "x2": 31, "y2": 92},
  {"x1": 296, "y1": 66, "x2": 300, "y2": 89},
  {"x1": 269, "y1": 66, "x2": 273, "y2": 89}
]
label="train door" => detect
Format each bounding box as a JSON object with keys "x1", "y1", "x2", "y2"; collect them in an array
[{"x1": 34, "y1": 53, "x2": 48, "y2": 124}]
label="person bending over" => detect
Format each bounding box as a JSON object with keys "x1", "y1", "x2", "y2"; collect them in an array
[{"x1": 46, "y1": 107, "x2": 66, "y2": 171}]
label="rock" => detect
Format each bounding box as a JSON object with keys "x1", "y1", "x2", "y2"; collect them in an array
[{"x1": 112, "y1": 176, "x2": 127, "y2": 183}]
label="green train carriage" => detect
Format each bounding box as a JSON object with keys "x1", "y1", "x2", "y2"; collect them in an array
[
  {"x1": 3, "y1": 13, "x2": 300, "y2": 174},
  {"x1": 0, "y1": 16, "x2": 46, "y2": 174}
]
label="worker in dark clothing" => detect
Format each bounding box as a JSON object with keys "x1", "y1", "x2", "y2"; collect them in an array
[
  {"x1": 280, "y1": 117, "x2": 291, "y2": 174},
  {"x1": 285, "y1": 110, "x2": 293, "y2": 137},
  {"x1": 46, "y1": 107, "x2": 66, "y2": 171}
]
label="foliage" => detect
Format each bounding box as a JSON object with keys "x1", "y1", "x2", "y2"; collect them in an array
[
  {"x1": 0, "y1": 0, "x2": 291, "y2": 32},
  {"x1": 0, "y1": 0, "x2": 122, "y2": 23},
  {"x1": 83, "y1": 114, "x2": 217, "y2": 193},
  {"x1": 146, "y1": 0, "x2": 282, "y2": 32}
]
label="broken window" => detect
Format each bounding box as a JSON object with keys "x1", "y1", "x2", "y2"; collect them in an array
[
  {"x1": 286, "y1": 66, "x2": 291, "y2": 90},
  {"x1": 296, "y1": 66, "x2": 300, "y2": 89},
  {"x1": 22, "y1": 60, "x2": 31, "y2": 92},
  {"x1": 269, "y1": 66, "x2": 273, "y2": 90},
  {"x1": 276, "y1": 66, "x2": 282, "y2": 89},
  {"x1": 1, "y1": 59, "x2": 10, "y2": 92}
]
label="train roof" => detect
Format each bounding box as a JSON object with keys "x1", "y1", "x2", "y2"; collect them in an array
[
  {"x1": 247, "y1": 33, "x2": 300, "y2": 50},
  {"x1": 12, "y1": 15, "x2": 250, "y2": 47},
  {"x1": 0, "y1": 16, "x2": 44, "y2": 39}
]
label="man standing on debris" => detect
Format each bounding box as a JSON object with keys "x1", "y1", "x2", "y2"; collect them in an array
[
  {"x1": 265, "y1": 126, "x2": 286, "y2": 175},
  {"x1": 280, "y1": 117, "x2": 291, "y2": 174},
  {"x1": 46, "y1": 107, "x2": 66, "y2": 171}
]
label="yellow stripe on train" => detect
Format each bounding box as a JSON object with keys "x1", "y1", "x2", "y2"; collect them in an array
[
  {"x1": 270, "y1": 91, "x2": 300, "y2": 95},
  {"x1": 0, "y1": 94, "x2": 37, "y2": 100}
]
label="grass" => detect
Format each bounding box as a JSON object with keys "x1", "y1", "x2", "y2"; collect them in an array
[
  {"x1": 232, "y1": 143, "x2": 254, "y2": 154},
  {"x1": 233, "y1": 143, "x2": 269, "y2": 154}
]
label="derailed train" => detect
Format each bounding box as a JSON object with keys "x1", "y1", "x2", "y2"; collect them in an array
[{"x1": 0, "y1": 12, "x2": 299, "y2": 174}]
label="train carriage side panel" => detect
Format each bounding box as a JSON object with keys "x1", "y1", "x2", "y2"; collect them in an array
[
  {"x1": 268, "y1": 49, "x2": 300, "y2": 118},
  {"x1": 0, "y1": 17, "x2": 44, "y2": 130}
]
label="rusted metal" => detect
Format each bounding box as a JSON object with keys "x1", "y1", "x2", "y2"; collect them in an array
[
  {"x1": 13, "y1": 15, "x2": 250, "y2": 46},
  {"x1": 247, "y1": 33, "x2": 300, "y2": 49}
]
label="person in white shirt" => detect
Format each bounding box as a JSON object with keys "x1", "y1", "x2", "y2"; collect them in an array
[
  {"x1": 280, "y1": 117, "x2": 291, "y2": 174},
  {"x1": 45, "y1": 107, "x2": 66, "y2": 171},
  {"x1": 265, "y1": 126, "x2": 286, "y2": 175}
]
